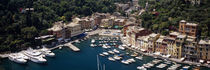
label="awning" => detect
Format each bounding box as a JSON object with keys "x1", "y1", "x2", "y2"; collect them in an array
[{"x1": 200, "y1": 60, "x2": 204, "y2": 63}]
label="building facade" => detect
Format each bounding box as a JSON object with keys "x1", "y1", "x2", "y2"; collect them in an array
[
  {"x1": 179, "y1": 20, "x2": 198, "y2": 37},
  {"x1": 182, "y1": 36, "x2": 197, "y2": 61},
  {"x1": 197, "y1": 40, "x2": 210, "y2": 61}
]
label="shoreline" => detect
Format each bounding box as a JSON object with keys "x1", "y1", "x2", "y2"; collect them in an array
[
  {"x1": 119, "y1": 35, "x2": 210, "y2": 68},
  {"x1": 1, "y1": 29, "x2": 210, "y2": 68}
]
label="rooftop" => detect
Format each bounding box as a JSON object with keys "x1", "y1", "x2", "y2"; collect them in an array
[
  {"x1": 180, "y1": 20, "x2": 187, "y2": 23},
  {"x1": 186, "y1": 22, "x2": 198, "y2": 26},
  {"x1": 177, "y1": 34, "x2": 187, "y2": 39},
  {"x1": 170, "y1": 32, "x2": 180, "y2": 36},
  {"x1": 149, "y1": 33, "x2": 158, "y2": 38},
  {"x1": 115, "y1": 19, "x2": 125, "y2": 22},
  {"x1": 66, "y1": 23, "x2": 80, "y2": 27},
  {"x1": 47, "y1": 21, "x2": 64, "y2": 31},
  {"x1": 199, "y1": 40, "x2": 210, "y2": 45},
  {"x1": 156, "y1": 38, "x2": 164, "y2": 43}
]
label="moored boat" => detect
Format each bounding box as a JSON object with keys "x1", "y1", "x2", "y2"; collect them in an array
[{"x1": 8, "y1": 54, "x2": 27, "y2": 64}]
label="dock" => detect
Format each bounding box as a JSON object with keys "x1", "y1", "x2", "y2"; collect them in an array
[{"x1": 64, "y1": 42, "x2": 80, "y2": 52}]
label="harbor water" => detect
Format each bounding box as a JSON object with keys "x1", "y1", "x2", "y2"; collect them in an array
[{"x1": 0, "y1": 35, "x2": 209, "y2": 70}]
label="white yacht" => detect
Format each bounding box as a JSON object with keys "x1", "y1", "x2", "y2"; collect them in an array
[
  {"x1": 106, "y1": 45, "x2": 111, "y2": 48},
  {"x1": 90, "y1": 44, "x2": 94, "y2": 47},
  {"x1": 18, "y1": 52, "x2": 29, "y2": 60},
  {"x1": 127, "y1": 58, "x2": 136, "y2": 63},
  {"x1": 135, "y1": 56, "x2": 143, "y2": 60},
  {"x1": 99, "y1": 53, "x2": 105, "y2": 56},
  {"x1": 118, "y1": 45, "x2": 125, "y2": 50},
  {"x1": 29, "y1": 56, "x2": 47, "y2": 63},
  {"x1": 108, "y1": 51, "x2": 115, "y2": 54},
  {"x1": 113, "y1": 49, "x2": 120, "y2": 53},
  {"x1": 156, "y1": 63, "x2": 167, "y2": 68},
  {"x1": 113, "y1": 55, "x2": 122, "y2": 60},
  {"x1": 40, "y1": 48, "x2": 55, "y2": 57},
  {"x1": 23, "y1": 49, "x2": 47, "y2": 63},
  {"x1": 91, "y1": 39, "x2": 95, "y2": 43},
  {"x1": 121, "y1": 60, "x2": 129, "y2": 65},
  {"x1": 102, "y1": 45, "x2": 108, "y2": 49},
  {"x1": 102, "y1": 52, "x2": 109, "y2": 56},
  {"x1": 137, "y1": 66, "x2": 147, "y2": 70},
  {"x1": 108, "y1": 57, "x2": 115, "y2": 61},
  {"x1": 183, "y1": 66, "x2": 190, "y2": 70},
  {"x1": 8, "y1": 54, "x2": 27, "y2": 64}
]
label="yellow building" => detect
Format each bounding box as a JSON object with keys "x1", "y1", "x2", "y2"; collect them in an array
[
  {"x1": 148, "y1": 33, "x2": 160, "y2": 53},
  {"x1": 197, "y1": 40, "x2": 210, "y2": 62},
  {"x1": 155, "y1": 36, "x2": 167, "y2": 55},
  {"x1": 174, "y1": 34, "x2": 187, "y2": 58}
]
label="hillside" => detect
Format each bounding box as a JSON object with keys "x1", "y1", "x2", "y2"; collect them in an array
[{"x1": 139, "y1": 0, "x2": 210, "y2": 38}]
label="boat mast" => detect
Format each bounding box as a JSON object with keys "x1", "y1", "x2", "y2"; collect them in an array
[
  {"x1": 97, "y1": 55, "x2": 100, "y2": 70},
  {"x1": 103, "y1": 64, "x2": 105, "y2": 70}
]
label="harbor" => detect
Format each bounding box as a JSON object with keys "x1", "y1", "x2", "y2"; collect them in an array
[{"x1": 0, "y1": 35, "x2": 209, "y2": 70}]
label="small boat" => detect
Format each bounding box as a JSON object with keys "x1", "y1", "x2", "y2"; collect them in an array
[
  {"x1": 127, "y1": 58, "x2": 136, "y2": 63},
  {"x1": 106, "y1": 46, "x2": 111, "y2": 48},
  {"x1": 118, "y1": 45, "x2": 125, "y2": 50},
  {"x1": 91, "y1": 39, "x2": 95, "y2": 43},
  {"x1": 113, "y1": 55, "x2": 122, "y2": 60},
  {"x1": 108, "y1": 57, "x2": 115, "y2": 61},
  {"x1": 102, "y1": 45, "x2": 108, "y2": 49},
  {"x1": 113, "y1": 49, "x2": 120, "y2": 53},
  {"x1": 121, "y1": 60, "x2": 129, "y2": 65},
  {"x1": 103, "y1": 52, "x2": 109, "y2": 56},
  {"x1": 90, "y1": 44, "x2": 94, "y2": 47},
  {"x1": 182, "y1": 66, "x2": 190, "y2": 70},
  {"x1": 135, "y1": 56, "x2": 143, "y2": 60},
  {"x1": 99, "y1": 53, "x2": 105, "y2": 56},
  {"x1": 137, "y1": 66, "x2": 147, "y2": 70},
  {"x1": 131, "y1": 52, "x2": 138, "y2": 57},
  {"x1": 108, "y1": 51, "x2": 115, "y2": 54},
  {"x1": 59, "y1": 46, "x2": 62, "y2": 49},
  {"x1": 156, "y1": 63, "x2": 167, "y2": 68}
]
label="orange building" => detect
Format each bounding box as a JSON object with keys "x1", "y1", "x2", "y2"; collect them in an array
[{"x1": 179, "y1": 20, "x2": 198, "y2": 37}]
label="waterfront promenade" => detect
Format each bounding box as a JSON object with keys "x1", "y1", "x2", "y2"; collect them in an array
[
  {"x1": 64, "y1": 42, "x2": 80, "y2": 52},
  {"x1": 120, "y1": 35, "x2": 210, "y2": 68}
]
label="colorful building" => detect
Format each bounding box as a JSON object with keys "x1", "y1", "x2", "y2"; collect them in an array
[
  {"x1": 155, "y1": 36, "x2": 167, "y2": 55},
  {"x1": 174, "y1": 34, "x2": 187, "y2": 58},
  {"x1": 182, "y1": 36, "x2": 197, "y2": 61},
  {"x1": 179, "y1": 20, "x2": 198, "y2": 37},
  {"x1": 197, "y1": 40, "x2": 210, "y2": 62},
  {"x1": 47, "y1": 21, "x2": 66, "y2": 39},
  {"x1": 148, "y1": 33, "x2": 160, "y2": 53}
]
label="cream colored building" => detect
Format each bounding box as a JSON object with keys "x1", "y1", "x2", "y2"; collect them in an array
[
  {"x1": 197, "y1": 40, "x2": 210, "y2": 61},
  {"x1": 66, "y1": 21, "x2": 83, "y2": 37}
]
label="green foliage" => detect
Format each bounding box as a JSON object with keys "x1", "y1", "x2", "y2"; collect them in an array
[
  {"x1": 0, "y1": 0, "x2": 116, "y2": 52},
  {"x1": 140, "y1": 0, "x2": 210, "y2": 36}
]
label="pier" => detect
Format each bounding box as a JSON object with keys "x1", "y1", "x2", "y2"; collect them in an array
[{"x1": 64, "y1": 42, "x2": 80, "y2": 52}]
